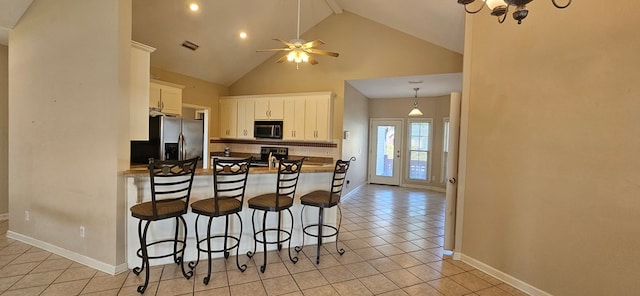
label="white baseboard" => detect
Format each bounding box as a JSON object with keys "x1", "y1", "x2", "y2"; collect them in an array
[
  {"x1": 6, "y1": 231, "x2": 128, "y2": 275},
  {"x1": 341, "y1": 183, "x2": 365, "y2": 202},
  {"x1": 459, "y1": 253, "x2": 552, "y2": 296}
]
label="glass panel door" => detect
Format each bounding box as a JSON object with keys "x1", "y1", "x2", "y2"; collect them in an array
[{"x1": 369, "y1": 119, "x2": 402, "y2": 185}]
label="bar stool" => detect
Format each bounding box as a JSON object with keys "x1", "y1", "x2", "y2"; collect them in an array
[
  {"x1": 295, "y1": 157, "x2": 354, "y2": 264},
  {"x1": 189, "y1": 157, "x2": 251, "y2": 285},
  {"x1": 247, "y1": 158, "x2": 304, "y2": 273},
  {"x1": 130, "y1": 157, "x2": 199, "y2": 294}
]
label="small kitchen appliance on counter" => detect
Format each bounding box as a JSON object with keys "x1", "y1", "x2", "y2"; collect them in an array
[{"x1": 251, "y1": 146, "x2": 288, "y2": 167}]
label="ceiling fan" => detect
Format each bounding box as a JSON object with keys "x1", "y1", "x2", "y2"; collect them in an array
[{"x1": 257, "y1": 0, "x2": 339, "y2": 68}]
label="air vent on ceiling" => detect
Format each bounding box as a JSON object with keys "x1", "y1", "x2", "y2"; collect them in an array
[{"x1": 181, "y1": 40, "x2": 199, "y2": 51}]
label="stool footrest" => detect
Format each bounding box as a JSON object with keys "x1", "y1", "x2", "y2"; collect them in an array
[
  {"x1": 196, "y1": 235, "x2": 241, "y2": 253},
  {"x1": 302, "y1": 224, "x2": 339, "y2": 238},
  {"x1": 135, "y1": 239, "x2": 185, "y2": 260},
  {"x1": 253, "y1": 228, "x2": 293, "y2": 244}
]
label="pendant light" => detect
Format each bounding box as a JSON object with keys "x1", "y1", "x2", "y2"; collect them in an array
[{"x1": 408, "y1": 88, "x2": 423, "y2": 117}]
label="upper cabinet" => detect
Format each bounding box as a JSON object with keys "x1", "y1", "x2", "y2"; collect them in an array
[
  {"x1": 304, "y1": 94, "x2": 333, "y2": 141},
  {"x1": 219, "y1": 98, "x2": 255, "y2": 139},
  {"x1": 283, "y1": 97, "x2": 305, "y2": 140},
  {"x1": 236, "y1": 99, "x2": 255, "y2": 139},
  {"x1": 130, "y1": 41, "x2": 155, "y2": 140},
  {"x1": 149, "y1": 79, "x2": 184, "y2": 116},
  {"x1": 219, "y1": 98, "x2": 238, "y2": 138},
  {"x1": 220, "y1": 92, "x2": 333, "y2": 142},
  {"x1": 254, "y1": 98, "x2": 284, "y2": 120}
]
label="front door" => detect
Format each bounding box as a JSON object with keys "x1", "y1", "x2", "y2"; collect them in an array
[{"x1": 369, "y1": 119, "x2": 403, "y2": 185}]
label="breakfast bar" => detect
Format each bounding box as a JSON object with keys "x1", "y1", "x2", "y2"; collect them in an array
[{"x1": 123, "y1": 163, "x2": 336, "y2": 268}]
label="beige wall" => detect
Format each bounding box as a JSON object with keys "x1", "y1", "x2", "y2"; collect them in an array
[
  {"x1": 0, "y1": 45, "x2": 7, "y2": 215},
  {"x1": 231, "y1": 11, "x2": 462, "y2": 191},
  {"x1": 369, "y1": 95, "x2": 450, "y2": 189},
  {"x1": 461, "y1": 1, "x2": 640, "y2": 295},
  {"x1": 8, "y1": 0, "x2": 131, "y2": 268},
  {"x1": 341, "y1": 83, "x2": 368, "y2": 195},
  {"x1": 150, "y1": 67, "x2": 228, "y2": 137}
]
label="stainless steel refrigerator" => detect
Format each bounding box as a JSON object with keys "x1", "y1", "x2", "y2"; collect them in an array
[{"x1": 131, "y1": 116, "x2": 204, "y2": 167}]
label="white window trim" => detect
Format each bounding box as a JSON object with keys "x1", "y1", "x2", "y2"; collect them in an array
[{"x1": 406, "y1": 118, "x2": 433, "y2": 183}]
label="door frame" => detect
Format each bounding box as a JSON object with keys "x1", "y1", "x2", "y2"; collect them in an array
[{"x1": 368, "y1": 118, "x2": 404, "y2": 185}]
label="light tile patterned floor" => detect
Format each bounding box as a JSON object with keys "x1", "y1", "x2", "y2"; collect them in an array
[{"x1": 0, "y1": 185, "x2": 528, "y2": 295}]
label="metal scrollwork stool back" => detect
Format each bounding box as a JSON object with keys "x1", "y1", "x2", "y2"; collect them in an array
[{"x1": 129, "y1": 157, "x2": 199, "y2": 294}]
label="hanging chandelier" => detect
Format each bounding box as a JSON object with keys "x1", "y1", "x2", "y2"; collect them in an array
[{"x1": 457, "y1": 0, "x2": 572, "y2": 24}]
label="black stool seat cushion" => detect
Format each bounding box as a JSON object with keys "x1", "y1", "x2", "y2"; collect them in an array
[
  {"x1": 130, "y1": 200, "x2": 186, "y2": 220},
  {"x1": 191, "y1": 197, "x2": 242, "y2": 216},
  {"x1": 248, "y1": 194, "x2": 293, "y2": 211},
  {"x1": 300, "y1": 190, "x2": 340, "y2": 208}
]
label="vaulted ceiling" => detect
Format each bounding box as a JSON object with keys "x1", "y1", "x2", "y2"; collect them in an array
[{"x1": 1, "y1": 0, "x2": 466, "y2": 98}]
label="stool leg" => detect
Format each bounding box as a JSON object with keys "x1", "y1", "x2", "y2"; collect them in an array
[
  {"x1": 335, "y1": 205, "x2": 345, "y2": 256},
  {"x1": 260, "y1": 210, "x2": 268, "y2": 273},
  {"x1": 173, "y1": 217, "x2": 180, "y2": 264},
  {"x1": 135, "y1": 220, "x2": 151, "y2": 294},
  {"x1": 294, "y1": 206, "x2": 306, "y2": 253},
  {"x1": 178, "y1": 216, "x2": 193, "y2": 279},
  {"x1": 277, "y1": 211, "x2": 282, "y2": 251},
  {"x1": 188, "y1": 215, "x2": 201, "y2": 271},
  {"x1": 316, "y1": 207, "x2": 324, "y2": 264},
  {"x1": 203, "y1": 216, "x2": 214, "y2": 285},
  {"x1": 223, "y1": 215, "x2": 230, "y2": 259},
  {"x1": 235, "y1": 213, "x2": 247, "y2": 272},
  {"x1": 247, "y1": 210, "x2": 257, "y2": 259},
  {"x1": 286, "y1": 208, "x2": 298, "y2": 264}
]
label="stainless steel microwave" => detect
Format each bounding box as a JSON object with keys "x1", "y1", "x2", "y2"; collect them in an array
[{"x1": 254, "y1": 121, "x2": 283, "y2": 139}]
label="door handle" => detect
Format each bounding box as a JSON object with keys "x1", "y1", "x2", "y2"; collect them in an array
[{"x1": 449, "y1": 177, "x2": 457, "y2": 184}]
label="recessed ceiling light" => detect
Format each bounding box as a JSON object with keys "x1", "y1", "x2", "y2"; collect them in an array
[
  {"x1": 188, "y1": 3, "x2": 199, "y2": 12},
  {"x1": 408, "y1": 80, "x2": 424, "y2": 84},
  {"x1": 239, "y1": 32, "x2": 248, "y2": 39}
]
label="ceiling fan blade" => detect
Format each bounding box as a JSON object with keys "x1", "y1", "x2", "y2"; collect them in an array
[
  {"x1": 308, "y1": 55, "x2": 319, "y2": 65},
  {"x1": 276, "y1": 55, "x2": 289, "y2": 63},
  {"x1": 273, "y1": 38, "x2": 295, "y2": 48},
  {"x1": 307, "y1": 48, "x2": 340, "y2": 57},
  {"x1": 303, "y1": 40, "x2": 325, "y2": 48},
  {"x1": 256, "y1": 48, "x2": 291, "y2": 52}
]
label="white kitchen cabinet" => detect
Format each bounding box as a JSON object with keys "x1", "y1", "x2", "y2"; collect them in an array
[
  {"x1": 236, "y1": 99, "x2": 255, "y2": 139},
  {"x1": 254, "y1": 98, "x2": 284, "y2": 120},
  {"x1": 130, "y1": 41, "x2": 155, "y2": 140},
  {"x1": 283, "y1": 97, "x2": 305, "y2": 140},
  {"x1": 219, "y1": 99, "x2": 237, "y2": 138},
  {"x1": 149, "y1": 80, "x2": 183, "y2": 116},
  {"x1": 304, "y1": 95, "x2": 333, "y2": 141}
]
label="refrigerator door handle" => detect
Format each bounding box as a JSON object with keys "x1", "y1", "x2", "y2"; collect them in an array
[{"x1": 178, "y1": 132, "x2": 185, "y2": 161}]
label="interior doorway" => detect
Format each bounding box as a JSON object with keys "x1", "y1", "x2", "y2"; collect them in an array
[{"x1": 368, "y1": 119, "x2": 403, "y2": 185}]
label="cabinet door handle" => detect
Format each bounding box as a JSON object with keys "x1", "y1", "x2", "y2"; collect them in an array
[{"x1": 161, "y1": 101, "x2": 164, "y2": 109}]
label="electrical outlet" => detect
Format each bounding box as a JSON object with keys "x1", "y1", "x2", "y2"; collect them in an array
[
  {"x1": 80, "y1": 226, "x2": 85, "y2": 238},
  {"x1": 24, "y1": 211, "x2": 29, "y2": 221}
]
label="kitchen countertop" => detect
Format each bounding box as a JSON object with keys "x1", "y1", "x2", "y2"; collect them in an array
[{"x1": 123, "y1": 162, "x2": 334, "y2": 176}]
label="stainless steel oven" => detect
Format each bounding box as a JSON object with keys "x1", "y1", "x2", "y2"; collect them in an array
[{"x1": 254, "y1": 121, "x2": 283, "y2": 139}]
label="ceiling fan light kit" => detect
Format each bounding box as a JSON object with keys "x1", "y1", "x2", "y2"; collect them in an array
[
  {"x1": 257, "y1": 0, "x2": 339, "y2": 68},
  {"x1": 457, "y1": 0, "x2": 571, "y2": 24}
]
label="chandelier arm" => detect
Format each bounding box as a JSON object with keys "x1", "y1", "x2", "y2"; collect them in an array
[
  {"x1": 498, "y1": 5, "x2": 509, "y2": 23},
  {"x1": 551, "y1": 0, "x2": 571, "y2": 9},
  {"x1": 464, "y1": 2, "x2": 485, "y2": 14}
]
